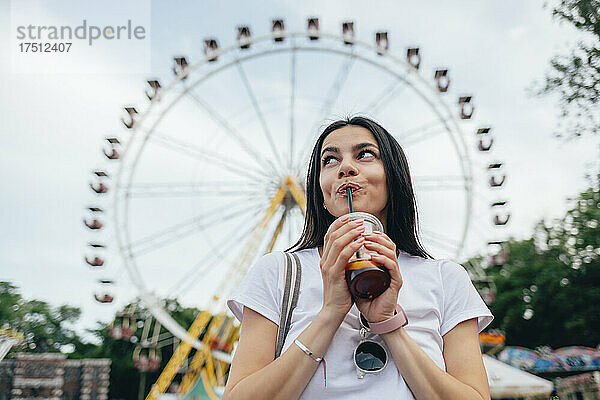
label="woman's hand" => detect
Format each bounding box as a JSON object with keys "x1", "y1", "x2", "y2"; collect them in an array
[
  {"x1": 319, "y1": 215, "x2": 366, "y2": 323},
  {"x1": 355, "y1": 231, "x2": 404, "y2": 323}
]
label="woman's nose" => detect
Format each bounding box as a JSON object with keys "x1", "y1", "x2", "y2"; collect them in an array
[{"x1": 338, "y1": 160, "x2": 358, "y2": 178}]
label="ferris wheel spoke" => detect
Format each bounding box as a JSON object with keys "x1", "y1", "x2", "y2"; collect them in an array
[
  {"x1": 127, "y1": 181, "x2": 262, "y2": 198},
  {"x1": 168, "y1": 211, "x2": 259, "y2": 298},
  {"x1": 288, "y1": 45, "x2": 297, "y2": 170},
  {"x1": 235, "y1": 61, "x2": 284, "y2": 171},
  {"x1": 472, "y1": 189, "x2": 494, "y2": 205},
  {"x1": 295, "y1": 53, "x2": 357, "y2": 173},
  {"x1": 215, "y1": 207, "x2": 287, "y2": 303},
  {"x1": 178, "y1": 218, "x2": 259, "y2": 297},
  {"x1": 266, "y1": 206, "x2": 289, "y2": 252},
  {"x1": 183, "y1": 90, "x2": 278, "y2": 175},
  {"x1": 403, "y1": 127, "x2": 448, "y2": 147},
  {"x1": 210, "y1": 187, "x2": 288, "y2": 303},
  {"x1": 363, "y1": 79, "x2": 407, "y2": 116},
  {"x1": 149, "y1": 130, "x2": 268, "y2": 182},
  {"x1": 129, "y1": 197, "x2": 265, "y2": 257},
  {"x1": 413, "y1": 175, "x2": 466, "y2": 191},
  {"x1": 176, "y1": 219, "x2": 261, "y2": 298},
  {"x1": 397, "y1": 117, "x2": 452, "y2": 146}
]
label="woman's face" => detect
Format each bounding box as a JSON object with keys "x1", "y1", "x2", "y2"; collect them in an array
[{"x1": 319, "y1": 125, "x2": 388, "y2": 223}]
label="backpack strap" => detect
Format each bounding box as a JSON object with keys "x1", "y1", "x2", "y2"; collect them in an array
[{"x1": 275, "y1": 252, "x2": 302, "y2": 359}]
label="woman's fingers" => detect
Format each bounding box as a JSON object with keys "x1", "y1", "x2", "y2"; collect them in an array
[
  {"x1": 362, "y1": 237, "x2": 396, "y2": 260},
  {"x1": 322, "y1": 218, "x2": 363, "y2": 262},
  {"x1": 363, "y1": 233, "x2": 403, "y2": 288},
  {"x1": 331, "y1": 235, "x2": 365, "y2": 273},
  {"x1": 322, "y1": 215, "x2": 351, "y2": 256},
  {"x1": 363, "y1": 232, "x2": 396, "y2": 253},
  {"x1": 323, "y1": 214, "x2": 351, "y2": 246},
  {"x1": 322, "y1": 225, "x2": 365, "y2": 275},
  {"x1": 370, "y1": 253, "x2": 403, "y2": 288},
  {"x1": 329, "y1": 222, "x2": 364, "y2": 256}
]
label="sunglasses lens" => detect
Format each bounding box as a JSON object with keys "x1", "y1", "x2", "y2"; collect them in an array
[{"x1": 355, "y1": 341, "x2": 387, "y2": 371}]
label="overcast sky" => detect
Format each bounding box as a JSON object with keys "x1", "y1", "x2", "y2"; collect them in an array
[{"x1": 1, "y1": 0, "x2": 598, "y2": 339}]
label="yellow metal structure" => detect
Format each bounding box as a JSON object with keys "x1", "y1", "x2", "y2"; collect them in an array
[
  {"x1": 146, "y1": 176, "x2": 307, "y2": 399},
  {"x1": 145, "y1": 311, "x2": 212, "y2": 400},
  {"x1": 212, "y1": 183, "x2": 287, "y2": 305},
  {"x1": 285, "y1": 176, "x2": 306, "y2": 215},
  {"x1": 266, "y1": 210, "x2": 287, "y2": 252},
  {"x1": 178, "y1": 314, "x2": 226, "y2": 394}
]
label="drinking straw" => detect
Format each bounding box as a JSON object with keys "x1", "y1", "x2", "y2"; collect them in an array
[
  {"x1": 346, "y1": 187, "x2": 354, "y2": 212},
  {"x1": 347, "y1": 187, "x2": 360, "y2": 258}
]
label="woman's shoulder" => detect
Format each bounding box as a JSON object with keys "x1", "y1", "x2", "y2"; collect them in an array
[
  {"x1": 227, "y1": 251, "x2": 289, "y2": 324},
  {"x1": 238, "y1": 251, "x2": 286, "y2": 286},
  {"x1": 290, "y1": 247, "x2": 321, "y2": 271},
  {"x1": 258, "y1": 250, "x2": 286, "y2": 265},
  {"x1": 247, "y1": 248, "x2": 319, "y2": 276},
  {"x1": 399, "y1": 253, "x2": 469, "y2": 285},
  {"x1": 251, "y1": 250, "x2": 288, "y2": 268},
  {"x1": 436, "y1": 258, "x2": 470, "y2": 279},
  {"x1": 292, "y1": 246, "x2": 319, "y2": 258}
]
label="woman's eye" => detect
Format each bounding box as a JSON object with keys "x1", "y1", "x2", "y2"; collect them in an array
[
  {"x1": 358, "y1": 149, "x2": 376, "y2": 159},
  {"x1": 322, "y1": 156, "x2": 336, "y2": 166}
]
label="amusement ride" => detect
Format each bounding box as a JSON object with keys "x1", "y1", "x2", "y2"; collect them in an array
[{"x1": 82, "y1": 17, "x2": 511, "y2": 399}]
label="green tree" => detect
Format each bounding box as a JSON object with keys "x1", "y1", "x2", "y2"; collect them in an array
[
  {"x1": 484, "y1": 175, "x2": 600, "y2": 347},
  {"x1": 533, "y1": 0, "x2": 600, "y2": 138},
  {"x1": 0, "y1": 282, "x2": 85, "y2": 353},
  {"x1": 83, "y1": 299, "x2": 202, "y2": 400},
  {"x1": 0, "y1": 283, "x2": 204, "y2": 400}
]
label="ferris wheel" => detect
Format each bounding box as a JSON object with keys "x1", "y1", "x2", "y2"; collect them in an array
[{"x1": 83, "y1": 17, "x2": 510, "y2": 397}]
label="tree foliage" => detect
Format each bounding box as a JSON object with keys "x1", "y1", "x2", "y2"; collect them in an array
[
  {"x1": 533, "y1": 0, "x2": 600, "y2": 138},
  {"x1": 0, "y1": 285, "x2": 203, "y2": 400},
  {"x1": 0, "y1": 282, "x2": 85, "y2": 353},
  {"x1": 484, "y1": 175, "x2": 600, "y2": 348},
  {"x1": 81, "y1": 299, "x2": 201, "y2": 400}
]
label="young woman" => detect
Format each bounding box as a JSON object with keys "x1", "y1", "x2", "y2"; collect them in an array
[{"x1": 224, "y1": 116, "x2": 493, "y2": 400}]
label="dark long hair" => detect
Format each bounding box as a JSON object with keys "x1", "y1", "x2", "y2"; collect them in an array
[{"x1": 287, "y1": 116, "x2": 432, "y2": 259}]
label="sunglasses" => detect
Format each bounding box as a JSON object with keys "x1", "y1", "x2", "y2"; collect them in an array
[{"x1": 354, "y1": 313, "x2": 388, "y2": 379}]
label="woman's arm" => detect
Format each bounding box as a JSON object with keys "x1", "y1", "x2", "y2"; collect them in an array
[
  {"x1": 381, "y1": 318, "x2": 490, "y2": 400},
  {"x1": 223, "y1": 306, "x2": 343, "y2": 400}
]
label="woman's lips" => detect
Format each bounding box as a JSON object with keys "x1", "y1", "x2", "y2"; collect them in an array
[{"x1": 338, "y1": 187, "x2": 360, "y2": 197}]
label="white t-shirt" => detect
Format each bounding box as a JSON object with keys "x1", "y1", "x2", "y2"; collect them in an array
[{"x1": 227, "y1": 247, "x2": 493, "y2": 399}]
